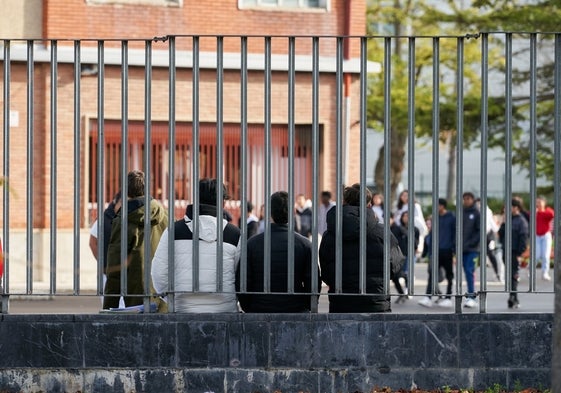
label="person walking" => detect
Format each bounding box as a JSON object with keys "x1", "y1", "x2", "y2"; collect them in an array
[
  {"x1": 418, "y1": 198, "x2": 456, "y2": 308},
  {"x1": 462, "y1": 192, "x2": 481, "y2": 308},
  {"x1": 535, "y1": 196, "x2": 554, "y2": 281},
  {"x1": 390, "y1": 211, "x2": 419, "y2": 303},
  {"x1": 499, "y1": 198, "x2": 529, "y2": 309}
]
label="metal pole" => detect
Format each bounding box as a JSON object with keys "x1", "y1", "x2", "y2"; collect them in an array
[
  {"x1": 2, "y1": 41, "x2": 11, "y2": 309},
  {"x1": 215, "y1": 36, "x2": 224, "y2": 293},
  {"x1": 26, "y1": 40, "x2": 34, "y2": 294},
  {"x1": 310, "y1": 37, "x2": 320, "y2": 311},
  {"x1": 287, "y1": 36, "x2": 296, "y2": 294},
  {"x1": 191, "y1": 36, "x2": 200, "y2": 295},
  {"x1": 143, "y1": 40, "x2": 153, "y2": 311},
  {"x1": 239, "y1": 36, "x2": 248, "y2": 293},
  {"x1": 335, "y1": 37, "x2": 344, "y2": 294},
  {"x1": 263, "y1": 36, "x2": 272, "y2": 293},
  {"x1": 50, "y1": 41, "x2": 58, "y2": 295},
  {"x1": 96, "y1": 40, "x2": 106, "y2": 299}
]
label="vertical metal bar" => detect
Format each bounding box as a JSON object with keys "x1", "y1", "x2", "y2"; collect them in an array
[
  {"x1": 2, "y1": 41, "x2": 11, "y2": 304},
  {"x1": 73, "y1": 40, "x2": 81, "y2": 295},
  {"x1": 504, "y1": 33, "x2": 513, "y2": 294},
  {"x1": 476, "y1": 33, "x2": 489, "y2": 308},
  {"x1": 406, "y1": 37, "x2": 416, "y2": 296},
  {"x1": 263, "y1": 36, "x2": 272, "y2": 293},
  {"x1": 359, "y1": 37, "x2": 367, "y2": 294},
  {"x1": 528, "y1": 33, "x2": 537, "y2": 292},
  {"x1": 26, "y1": 40, "x2": 34, "y2": 294},
  {"x1": 554, "y1": 33, "x2": 561, "y2": 321},
  {"x1": 50, "y1": 41, "x2": 58, "y2": 295},
  {"x1": 430, "y1": 37, "x2": 440, "y2": 301},
  {"x1": 458, "y1": 37, "x2": 469, "y2": 313},
  {"x1": 215, "y1": 36, "x2": 224, "y2": 292},
  {"x1": 143, "y1": 40, "x2": 153, "y2": 310},
  {"x1": 382, "y1": 37, "x2": 391, "y2": 295},
  {"x1": 287, "y1": 36, "x2": 296, "y2": 294},
  {"x1": 192, "y1": 36, "x2": 200, "y2": 295},
  {"x1": 167, "y1": 36, "x2": 177, "y2": 311},
  {"x1": 335, "y1": 37, "x2": 344, "y2": 294},
  {"x1": 96, "y1": 41, "x2": 105, "y2": 298},
  {"x1": 310, "y1": 36, "x2": 320, "y2": 310},
  {"x1": 239, "y1": 36, "x2": 248, "y2": 293},
  {"x1": 120, "y1": 40, "x2": 129, "y2": 300}
]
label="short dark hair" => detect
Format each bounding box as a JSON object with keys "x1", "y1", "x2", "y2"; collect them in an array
[
  {"x1": 343, "y1": 183, "x2": 372, "y2": 207},
  {"x1": 438, "y1": 198, "x2": 447, "y2": 208},
  {"x1": 321, "y1": 191, "x2": 332, "y2": 199},
  {"x1": 270, "y1": 191, "x2": 289, "y2": 224},
  {"x1": 511, "y1": 198, "x2": 523, "y2": 210},
  {"x1": 127, "y1": 170, "x2": 145, "y2": 198},
  {"x1": 247, "y1": 201, "x2": 254, "y2": 213},
  {"x1": 463, "y1": 191, "x2": 475, "y2": 199},
  {"x1": 199, "y1": 178, "x2": 229, "y2": 206}
]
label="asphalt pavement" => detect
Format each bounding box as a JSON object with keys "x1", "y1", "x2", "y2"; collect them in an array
[{"x1": 6, "y1": 262, "x2": 554, "y2": 315}]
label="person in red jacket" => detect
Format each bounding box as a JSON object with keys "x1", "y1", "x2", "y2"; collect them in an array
[{"x1": 536, "y1": 197, "x2": 554, "y2": 281}]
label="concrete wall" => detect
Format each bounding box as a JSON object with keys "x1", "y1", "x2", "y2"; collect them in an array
[{"x1": 0, "y1": 313, "x2": 552, "y2": 392}]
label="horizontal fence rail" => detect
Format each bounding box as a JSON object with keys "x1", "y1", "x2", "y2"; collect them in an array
[{"x1": 0, "y1": 33, "x2": 558, "y2": 314}]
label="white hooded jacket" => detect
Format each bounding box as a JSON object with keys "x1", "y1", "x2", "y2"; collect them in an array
[{"x1": 151, "y1": 204, "x2": 241, "y2": 313}]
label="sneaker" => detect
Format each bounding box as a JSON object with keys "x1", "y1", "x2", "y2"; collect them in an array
[
  {"x1": 508, "y1": 296, "x2": 520, "y2": 309},
  {"x1": 395, "y1": 295, "x2": 408, "y2": 304},
  {"x1": 438, "y1": 298, "x2": 453, "y2": 308},
  {"x1": 542, "y1": 272, "x2": 551, "y2": 281},
  {"x1": 463, "y1": 298, "x2": 477, "y2": 308},
  {"x1": 418, "y1": 296, "x2": 433, "y2": 308}
]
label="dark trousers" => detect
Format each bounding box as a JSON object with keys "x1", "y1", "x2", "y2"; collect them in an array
[{"x1": 425, "y1": 249, "x2": 454, "y2": 298}]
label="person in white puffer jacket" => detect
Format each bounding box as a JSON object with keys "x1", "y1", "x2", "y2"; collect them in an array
[{"x1": 151, "y1": 179, "x2": 241, "y2": 313}]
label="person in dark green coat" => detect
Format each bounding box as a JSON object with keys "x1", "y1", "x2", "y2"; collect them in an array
[{"x1": 103, "y1": 170, "x2": 168, "y2": 310}]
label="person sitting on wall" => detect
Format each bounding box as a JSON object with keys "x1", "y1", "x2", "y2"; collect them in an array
[
  {"x1": 103, "y1": 170, "x2": 168, "y2": 310},
  {"x1": 151, "y1": 178, "x2": 241, "y2": 313},
  {"x1": 319, "y1": 183, "x2": 405, "y2": 313},
  {"x1": 236, "y1": 191, "x2": 321, "y2": 313}
]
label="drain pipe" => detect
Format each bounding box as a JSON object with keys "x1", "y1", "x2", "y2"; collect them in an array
[{"x1": 343, "y1": 0, "x2": 352, "y2": 186}]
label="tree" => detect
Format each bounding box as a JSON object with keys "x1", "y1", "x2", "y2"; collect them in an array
[{"x1": 366, "y1": 0, "x2": 502, "y2": 203}]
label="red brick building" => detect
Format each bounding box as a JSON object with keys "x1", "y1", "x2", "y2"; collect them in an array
[{"x1": 1, "y1": 0, "x2": 367, "y2": 231}]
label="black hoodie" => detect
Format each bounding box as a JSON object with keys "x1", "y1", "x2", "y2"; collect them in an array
[{"x1": 319, "y1": 205, "x2": 405, "y2": 313}]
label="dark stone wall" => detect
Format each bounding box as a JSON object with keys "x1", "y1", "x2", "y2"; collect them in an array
[{"x1": 0, "y1": 313, "x2": 552, "y2": 392}]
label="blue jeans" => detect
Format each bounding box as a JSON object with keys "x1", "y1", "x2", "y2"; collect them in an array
[
  {"x1": 463, "y1": 251, "x2": 479, "y2": 298},
  {"x1": 536, "y1": 232, "x2": 552, "y2": 274}
]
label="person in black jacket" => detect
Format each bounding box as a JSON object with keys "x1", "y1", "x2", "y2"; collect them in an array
[
  {"x1": 236, "y1": 191, "x2": 320, "y2": 313},
  {"x1": 319, "y1": 183, "x2": 405, "y2": 313},
  {"x1": 390, "y1": 211, "x2": 419, "y2": 303},
  {"x1": 499, "y1": 198, "x2": 529, "y2": 309},
  {"x1": 462, "y1": 192, "x2": 481, "y2": 308}
]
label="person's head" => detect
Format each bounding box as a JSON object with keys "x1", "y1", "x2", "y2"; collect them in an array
[
  {"x1": 438, "y1": 198, "x2": 448, "y2": 214},
  {"x1": 320, "y1": 191, "x2": 332, "y2": 206},
  {"x1": 271, "y1": 191, "x2": 289, "y2": 224},
  {"x1": 199, "y1": 178, "x2": 229, "y2": 206},
  {"x1": 536, "y1": 196, "x2": 547, "y2": 210},
  {"x1": 400, "y1": 210, "x2": 409, "y2": 226},
  {"x1": 396, "y1": 190, "x2": 409, "y2": 209},
  {"x1": 247, "y1": 201, "x2": 254, "y2": 214},
  {"x1": 513, "y1": 195, "x2": 526, "y2": 211},
  {"x1": 343, "y1": 183, "x2": 372, "y2": 207},
  {"x1": 511, "y1": 197, "x2": 523, "y2": 215},
  {"x1": 127, "y1": 170, "x2": 145, "y2": 198},
  {"x1": 259, "y1": 204, "x2": 265, "y2": 220},
  {"x1": 462, "y1": 192, "x2": 475, "y2": 208},
  {"x1": 372, "y1": 193, "x2": 383, "y2": 207},
  {"x1": 296, "y1": 194, "x2": 307, "y2": 208}
]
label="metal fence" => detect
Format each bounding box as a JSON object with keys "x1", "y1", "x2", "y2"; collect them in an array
[{"x1": 0, "y1": 33, "x2": 559, "y2": 314}]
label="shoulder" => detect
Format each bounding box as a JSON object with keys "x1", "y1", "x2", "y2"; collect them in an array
[{"x1": 224, "y1": 222, "x2": 241, "y2": 246}]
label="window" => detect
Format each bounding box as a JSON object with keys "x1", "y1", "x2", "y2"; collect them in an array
[{"x1": 238, "y1": 0, "x2": 329, "y2": 11}]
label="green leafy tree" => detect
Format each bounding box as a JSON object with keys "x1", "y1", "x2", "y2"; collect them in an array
[{"x1": 366, "y1": 0, "x2": 504, "y2": 202}]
